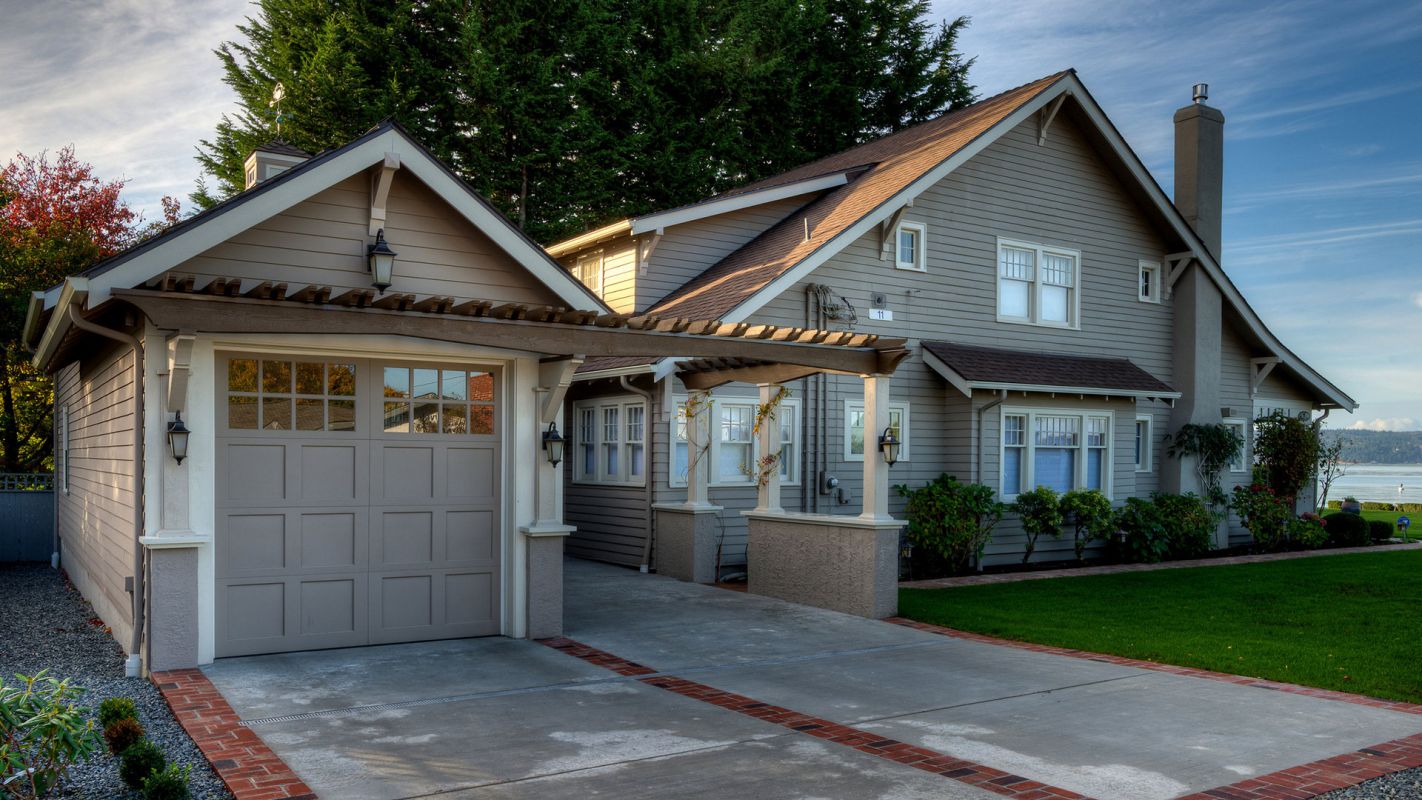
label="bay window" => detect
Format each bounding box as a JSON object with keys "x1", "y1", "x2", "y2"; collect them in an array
[
  {"x1": 1000, "y1": 408, "x2": 1112, "y2": 499},
  {"x1": 996, "y1": 238, "x2": 1080, "y2": 328},
  {"x1": 573, "y1": 397, "x2": 646, "y2": 485}
]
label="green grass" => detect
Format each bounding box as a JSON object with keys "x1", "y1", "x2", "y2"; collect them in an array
[{"x1": 900, "y1": 550, "x2": 1422, "y2": 703}]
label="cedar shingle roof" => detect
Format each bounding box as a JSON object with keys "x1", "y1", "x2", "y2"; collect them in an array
[
  {"x1": 644, "y1": 72, "x2": 1072, "y2": 321},
  {"x1": 923, "y1": 341, "x2": 1177, "y2": 396}
]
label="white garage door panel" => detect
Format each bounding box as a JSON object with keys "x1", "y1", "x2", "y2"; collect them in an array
[{"x1": 216, "y1": 356, "x2": 501, "y2": 658}]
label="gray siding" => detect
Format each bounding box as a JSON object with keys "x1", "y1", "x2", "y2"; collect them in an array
[{"x1": 53, "y1": 344, "x2": 138, "y2": 653}]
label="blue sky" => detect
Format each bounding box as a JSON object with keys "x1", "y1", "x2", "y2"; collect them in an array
[{"x1": 2, "y1": 0, "x2": 1419, "y2": 429}]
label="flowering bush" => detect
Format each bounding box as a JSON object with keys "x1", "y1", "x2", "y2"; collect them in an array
[
  {"x1": 1152, "y1": 492, "x2": 1217, "y2": 558},
  {"x1": 1230, "y1": 483, "x2": 1292, "y2": 551},
  {"x1": 1287, "y1": 512, "x2": 1328, "y2": 549}
]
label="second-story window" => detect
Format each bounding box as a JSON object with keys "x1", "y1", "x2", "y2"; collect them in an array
[
  {"x1": 1139, "y1": 261, "x2": 1161, "y2": 303},
  {"x1": 997, "y1": 239, "x2": 1080, "y2": 328},
  {"x1": 573, "y1": 251, "x2": 604, "y2": 295},
  {"x1": 895, "y1": 222, "x2": 927, "y2": 271}
]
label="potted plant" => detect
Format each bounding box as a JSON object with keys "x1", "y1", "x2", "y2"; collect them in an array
[{"x1": 1340, "y1": 496, "x2": 1361, "y2": 515}]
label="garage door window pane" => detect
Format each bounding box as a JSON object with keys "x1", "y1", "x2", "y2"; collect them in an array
[
  {"x1": 328, "y1": 400, "x2": 356, "y2": 431},
  {"x1": 384, "y1": 402, "x2": 410, "y2": 433},
  {"x1": 228, "y1": 359, "x2": 258, "y2": 392},
  {"x1": 413, "y1": 402, "x2": 440, "y2": 433},
  {"x1": 262, "y1": 397, "x2": 292, "y2": 430},
  {"x1": 384, "y1": 367, "x2": 410, "y2": 398},
  {"x1": 295, "y1": 399, "x2": 324, "y2": 431},
  {"x1": 295, "y1": 362, "x2": 324, "y2": 395},
  {"x1": 413, "y1": 369, "x2": 439, "y2": 400},
  {"x1": 468, "y1": 372, "x2": 494, "y2": 401},
  {"x1": 441, "y1": 370, "x2": 467, "y2": 400},
  {"x1": 328, "y1": 364, "x2": 356, "y2": 396},
  {"x1": 442, "y1": 404, "x2": 467, "y2": 434},
  {"x1": 262, "y1": 361, "x2": 291, "y2": 393},
  {"x1": 229, "y1": 396, "x2": 258, "y2": 429}
]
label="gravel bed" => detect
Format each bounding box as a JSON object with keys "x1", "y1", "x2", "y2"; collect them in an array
[
  {"x1": 1321, "y1": 767, "x2": 1422, "y2": 799},
  {"x1": 0, "y1": 562, "x2": 232, "y2": 799}
]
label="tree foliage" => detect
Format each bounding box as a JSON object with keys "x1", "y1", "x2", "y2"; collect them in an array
[
  {"x1": 896, "y1": 475, "x2": 1002, "y2": 573},
  {"x1": 194, "y1": 0, "x2": 976, "y2": 242},
  {"x1": 1252, "y1": 411, "x2": 1322, "y2": 506},
  {"x1": 1010, "y1": 485, "x2": 1062, "y2": 564},
  {"x1": 1060, "y1": 488, "x2": 1112, "y2": 562}
]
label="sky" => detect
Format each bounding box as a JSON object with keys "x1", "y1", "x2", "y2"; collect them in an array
[{"x1": 2, "y1": 0, "x2": 1419, "y2": 430}]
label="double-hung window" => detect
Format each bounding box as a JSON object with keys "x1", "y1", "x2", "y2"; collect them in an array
[
  {"x1": 670, "y1": 396, "x2": 799, "y2": 486},
  {"x1": 997, "y1": 239, "x2": 1080, "y2": 328},
  {"x1": 1134, "y1": 415, "x2": 1153, "y2": 472},
  {"x1": 845, "y1": 400, "x2": 909, "y2": 462},
  {"x1": 895, "y1": 222, "x2": 927, "y2": 271},
  {"x1": 573, "y1": 251, "x2": 604, "y2": 295},
  {"x1": 573, "y1": 397, "x2": 646, "y2": 485},
  {"x1": 1000, "y1": 409, "x2": 1112, "y2": 499}
]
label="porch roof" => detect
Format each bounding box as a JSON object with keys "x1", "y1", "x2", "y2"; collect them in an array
[{"x1": 923, "y1": 340, "x2": 1180, "y2": 402}]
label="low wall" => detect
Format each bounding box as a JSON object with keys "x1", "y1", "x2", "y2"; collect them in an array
[
  {"x1": 653, "y1": 503, "x2": 722, "y2": 583},
  {"x1": 745, "y1": 511, "x2": 904, "y2": 618}
]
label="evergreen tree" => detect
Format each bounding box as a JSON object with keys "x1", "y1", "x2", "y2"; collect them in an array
[{"x1": 195, "y1": 0, "x2": 976, "y2": 243}]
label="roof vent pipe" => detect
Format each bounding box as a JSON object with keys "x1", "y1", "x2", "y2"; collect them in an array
[{"x1": 1192, "y1": 83, "x2": 1209, "y2": 104}]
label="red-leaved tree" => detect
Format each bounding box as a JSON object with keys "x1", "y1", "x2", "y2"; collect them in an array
[{"x1": 0, "y1": 146, "x2": 180, "y2": 472}]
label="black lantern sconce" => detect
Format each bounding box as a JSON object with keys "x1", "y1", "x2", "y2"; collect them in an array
[
  {"x1": 542, "y1": 422, "x2": 565, "y2": 466},
  {"x1": 878, "y1": 426, "x2": 901, "y2": 467},
  {"x1": 167, "y1": 411, "x2": 191, "y2": 465},
  {"x1": 367, "y1": 229, "x2": 397, "y2": 293}
]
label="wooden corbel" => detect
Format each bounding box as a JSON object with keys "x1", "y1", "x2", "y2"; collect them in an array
[
  {"x1": 537, "y1": 355, "x2": 585, "y2": 424},
  {"x1": 636, "y1": 233, "x2": 662, "y2": 276},
  {"x1": 878, "y1": 202, "x2": 913, "y2": 261},
  {"x1": 1038, "y1": 94, "x2": 1067, "y2": 146},
  {"x1": 369, "y1": 152, "x2": 402, "y2": 236},
  {"x1": 1162, "y1": 251, "x2": 1195, "y2": 297},
  {"x1": 1250, "y1": 357, "x2": 1281, "y2": 398},
  {"x1": 165, "y1": 331, "x2": 196, "y2": 413}
]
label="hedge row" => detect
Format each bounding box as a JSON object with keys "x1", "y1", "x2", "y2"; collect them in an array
[{"x1": 1323, "y1": 500, "x2": 1422, "y2": 513}]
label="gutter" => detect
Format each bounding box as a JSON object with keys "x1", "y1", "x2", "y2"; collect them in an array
[
  {"x1": 620, "y1": 375, "x2": 657, "y2": 572},
  {"x1": 66, "y1": 304, "x2": 147, "y2": 677}
]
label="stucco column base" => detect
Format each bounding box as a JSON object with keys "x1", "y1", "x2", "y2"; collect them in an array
[
  {"x1": 141, "y1": 536, "x2": 203, "y2": 671},
  {"x1": 521, "y1": 527, "x2": 572, "y2": 639},
  {"x1": 652, "y1": 503, "x2": 723, "y2": 583},
  {"x1": 744, "y1": 511, "x2": 904, "y2": 619}
]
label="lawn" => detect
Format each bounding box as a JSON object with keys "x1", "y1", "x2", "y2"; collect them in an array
[{"x1": 899, "y1": 550, "x2": 1422, "y2": 703}]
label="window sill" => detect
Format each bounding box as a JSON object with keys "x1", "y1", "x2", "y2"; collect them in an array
[
  {"x1": 995, "y1": 316, "x2": 1080, "y2": 331},
  {"x1": 572, "y1": 480, "x2": 647, "y2": 489},
  {"x1": 893, "y1": 263, "x2": 925, "y2": 272}
]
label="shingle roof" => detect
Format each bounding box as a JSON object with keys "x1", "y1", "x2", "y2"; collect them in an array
[
  {"x1": 644, "y1": 72, "x2": 1071, "y2": 321},
  {"x1": 256, "y1": 140, "x2": 312, "y2": 158},
  {"x1": 923, "y1": 341, "x2": 1177, "y2": 396}
]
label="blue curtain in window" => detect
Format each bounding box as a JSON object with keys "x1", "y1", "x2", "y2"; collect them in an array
[
  {"x1": 1003, "y1": 448, "x2": 1023, "y2": 495},
  {"x1": 1034, "y1": 448, "x2": 1074, "y2": 493},
  {"x1": 1086, "y1": 449, "x2": 1104, "y2": 490}
]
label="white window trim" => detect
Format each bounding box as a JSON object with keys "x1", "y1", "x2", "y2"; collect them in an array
[
  {"x1": 1224, "y1": 417, "x2": 1248, "y2": 473},
  {"x1": 995, "y1": 237, "x2": 1082, "y2": 330},
  {"x1": 999, "y1": 407, "x2": 1113, "y2": 500},
  {"x1": 844, "y1": 399, "x2": 910, "y2": 463},
  {"x1": 894, "y1": 222, "x2": 927, "y2": 272},
  {"x1": 572, "y1": 395, "x2": 647, "y2": 487},
  {"x1": 668, "y1": 396, "x2": 801, "y2": 488},
  {"x1": 1139, "y1": 260, "x2": 1161, "y2": 304},
  {"x1": 58, "y1": 405, "x2": 69, "y2": 495},
  {"x1": 1134, "y1": 414, "x2": 1153, "y2": 473}
]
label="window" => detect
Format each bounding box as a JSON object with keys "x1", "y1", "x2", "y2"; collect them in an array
[
  {"x1": 1225, "y1": 419, "x2": 1248, "y2": 473},
  {"x1": 1139, "y1": 261, "x2": 1161, "y2": 303},
  {"x1": 996, "y1": 239, "x2": 1080, "y2": 328},
  {"x1": 381, "y1": 366, "x2": 494, "y2": 435},
  {"x1": 845, "y1": 400, "x2": 909, "y2": 462},
  {"x1": 226, "y1": 358, "x2": 358, "y2": 432},
  {"x1": 1134, "y1": 415, "x2": 1153, "y2": 472},
  {"x1": 1000, "y1": 408, "x2": 1112, "y2": 499},
  {"x1": 574, "y1": 397, "x2": 646, "y2": 484},
  {"x1": 895, "y1": 222, "x2": 927, "y2": 271},
  {"x1": 670, "y1": 396, "x2": 799, "y2": 487},
  {"x1": 57, "y1": 405, "x2": 69, "y2": 495},
  {"x1": 573, "y1": 251, "x2": 604, "y2": 294}
]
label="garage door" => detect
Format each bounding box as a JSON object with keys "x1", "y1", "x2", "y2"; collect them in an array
[{"x1": 215, "y1": 355, "x2": 501, "y2": 657}]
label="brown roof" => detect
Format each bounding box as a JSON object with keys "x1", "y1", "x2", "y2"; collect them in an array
[
  {"x1": 923, "y1": 341, "x2": 1177, "y2": 396},
  {"x1": 645, "y1": 72, "x2": 1071, "y2": 321},
  {"x1": 576, "y1": 355, "x2": 660, "y2": 373}
]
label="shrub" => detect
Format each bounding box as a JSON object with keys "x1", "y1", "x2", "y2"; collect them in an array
[
  {"x1": 1322, "y1": 512, "x2": 1369, "y2": 547},
  {"x1": 895, "y1": 475, "x2": 1004, "y2": 573},
  {"x1": 1060, "y1": 489, "x2": 1113, "y2": 561},
  {"x1": 0, "y1": 672, "x2": 103, "y2": 800},
  {"x1": 103, "y1": 716, "x2": 145, "y2": 755},
  {"x1": 1362, "y1": 501, "x2": 1397, "y2": 511},
  {"x1": 1288, "y1": 513, "x2": 1328, "y2": 549},
  {"x1": 1252, "y1": 412, "x2": 1322, "y2": 505},
  {"x1": 1369, "y1": 519, "x2": 1396, "y2": 542},
  {"x1": 1230, "y1": 483, "x2": 1293, "y2": 551},
  {"x1": 119, "y1": 739, "x2": 166, "y2": 791},
  {"x1": 142, "y1": 763, "x2": 192, "y2": 800},
  {"x1": 1114, "y1": 497, "x2": 1169, "y2": 563},
  {"x1": 1011, "y1": 486, "x2": 1063, "y2": 563},
  {"x1": 1325, "y1": 500, "x2": 1341, "y2": 509},
  {"x1": 1400, "y1": 503, "x2": 1422, "y2": 514},
  {"x1": 97, "y1": 696, "x2": 138, "y2": 728},
  {"x1": 1152, "y1": 492, "x2": 1217, "y2": 558}
]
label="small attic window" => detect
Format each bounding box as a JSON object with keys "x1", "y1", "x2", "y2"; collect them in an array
[
  {"x1": 895, "y1": 223, "x2": 926, "y2": 272},
  {"x1": 573, "y1": 251, "x2": 605, "y2": 295}
]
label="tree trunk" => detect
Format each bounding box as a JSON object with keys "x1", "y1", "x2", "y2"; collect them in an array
[
  {"x1": 0, "y1": 346, "x2": 18, "y2": 472},
  {"x1": 518, "y1": 165, "x2": 528, "y2": 230}
]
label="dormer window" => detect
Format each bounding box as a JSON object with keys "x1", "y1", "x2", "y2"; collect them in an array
[
  {"x1": 895, "y1": 223, "x2": 927, "y2": 272},
  {"x1": 573, "y1": 251, "x2": 605, "y2": 294}
]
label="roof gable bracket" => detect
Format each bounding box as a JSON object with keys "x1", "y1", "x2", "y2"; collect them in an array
[
  {"x1": 369, "y1": 152, "x2": 402, "y2": 236},
  {"x1": 878, "y1": 203, "x2": 912, "y2": 261},
  {"x1": 164, "y1": 332, "x2": 196, "y2": 413},
  {"x1": 1037, "y1": 93, "x2": 1069, "y2": 146},
  {"x1": 1163, "y1": 251, "x2": 1195, "y2": 297},
  {"x1": 1250, "y1": 357, "x2": 1282, "y2": 398},
  {"x1": 636, "y1": 232, "x2": 662, "y2": 277},
  {"x1": 537, "y1": 355, "x2": 584, "y2": 424}
]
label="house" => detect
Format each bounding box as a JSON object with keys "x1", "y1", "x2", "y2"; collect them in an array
[
  {"x1": 548, "y1": 70, "x2": 1354, "y2": 577},
  {"x1": 23, "y1": 121, "x2": 909, "y2": 672}
]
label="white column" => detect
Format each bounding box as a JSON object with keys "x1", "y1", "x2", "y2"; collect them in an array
[
  {"x1": 755, "y1": 384, "x2": 783, "y2": 513},
  {"x1": 860, "y1": 374, "x2": 892, "y2": 522},
  {"x1": 530, "y1": 388, "x2": 563, "y2": 528},
  {"x1": 685, "y1": 390, "x2": 713, "y2": 508}
]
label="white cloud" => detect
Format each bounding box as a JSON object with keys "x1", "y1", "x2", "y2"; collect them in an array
[
  {"x1": 1348, "y1": 418, "x2": 1418, "y2": 432},
  {"x1": 1414, "y1": 292, "x2": 1422, "y2": 311}
]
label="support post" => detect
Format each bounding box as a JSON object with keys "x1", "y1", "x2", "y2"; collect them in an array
[
  {"x1": 685, "y1": 390, "x2": 713, "y2": 508},
  {"x1": 755, "y1": 384, "x2": 783, "y2": 512},
  {"x1": 860, "y1": 374, "x2": 892, "y2": 522}
]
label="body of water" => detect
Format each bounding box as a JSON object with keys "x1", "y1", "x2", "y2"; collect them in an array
[{"x1": 1324, "y1": 464, "x2": 1422, "y2": 504}]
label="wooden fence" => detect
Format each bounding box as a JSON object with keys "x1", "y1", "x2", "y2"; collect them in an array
[{"x1": 1, "y1": 473, "x2": 54, "y2": 562}]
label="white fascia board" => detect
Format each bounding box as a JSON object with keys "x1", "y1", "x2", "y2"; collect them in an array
[
  {"x1": 922, "y1": 350, "x2": 973, "y2": 398},
  {"x1": 571, "y1": 363, "x2": 656, "y2": 382},
  {"x1": 21, "y1": 291, "x2": 47, "y2": 350},
  {"x1": 629, "y1": 171, "x2": 852, "y2": 236},
  {"x1": 967, "y1": 381, "x2": 1182, "y2": 401},
  {"x1": 718, "y1": 80, "x2": 1070, "y2": 325},
  {"x1": 544, "y1": 220, "x2": 634, "y2": 259},
  {"x1": 32, "y1": 278, "x2": 89, "y2": 370}
]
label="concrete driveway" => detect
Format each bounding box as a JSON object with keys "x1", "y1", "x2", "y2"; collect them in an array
[{"x1": 203, "y1": 559, "x2": 1422, "y2": 799}]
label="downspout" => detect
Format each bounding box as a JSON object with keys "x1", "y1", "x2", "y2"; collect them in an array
[
  {"x1": 975, "y1": 390, "x2": 1008, "y2": 485},
  {"x1": 802, "y1": 287, "x2": 813, "y2": 513},
  {"x1": 67, "y1": 305, "x2": 146, "y2": 677},
  {"x1": 621, "y1": 375, "x2": 657, "y2": 572}
]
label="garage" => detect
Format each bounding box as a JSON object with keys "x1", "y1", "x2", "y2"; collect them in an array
[{"x1": 215, "y1": 354, "x2": 501, "y2": 657}]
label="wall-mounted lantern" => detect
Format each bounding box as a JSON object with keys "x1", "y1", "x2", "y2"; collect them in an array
[
  {"x1": 878, "y1": 426, "x2": 901, "y2": 467},
  {"x1": 367, "y1": 229, "x2": 397, "y2": 293},
  {"x1": 167, "y1": 411, "x2": 191, "y2": 465},
  {"x1": 542, "y1": 422, "x2": 565, "y2": 466}
]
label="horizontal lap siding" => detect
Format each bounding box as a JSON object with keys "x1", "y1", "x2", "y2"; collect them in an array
[
  {"x1": 563, "y1": 383, "x2": 653, "y2": 566},
  {"x1": 54, "y1": 345, "x2": 138, "y2": 652},
  {"x1": 174, "y1": 174, "x2": 564, "y2": 307},
  {"x1": 1220, "y1": 321, "x2": 1256, "y2": 543}
]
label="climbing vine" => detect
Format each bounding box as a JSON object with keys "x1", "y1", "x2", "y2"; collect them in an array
[
  {"x1": 746, "y1": 387, "x2": 790, "y2": 488},
  {"x1": 682, "y1": 391, "x2": 712, "y2": 478},
  {"x1": 1165, "y1": 423, "x2": 1243, "y2": 511}
]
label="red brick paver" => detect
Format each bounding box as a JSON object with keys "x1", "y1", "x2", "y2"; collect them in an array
[
  {"x1": 151, "y1": 669, "x2": 316, "y2": 800},
  {"x1": 900, "y1": 542, "x2": 1422, "y2": 589},
  {"x1": 1175, "y1": 732, "x2": 1422, "y2": 799},
  {"x1": 538, "y1": 637, "x2": 1092, "y2": 799},
  {"x1": 887, "y1": 618, "x2": 1422, "y2": 716}
]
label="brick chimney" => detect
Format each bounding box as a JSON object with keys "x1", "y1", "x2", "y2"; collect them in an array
[
  {"x1": 1173, "y1": 83, "x2": 1225, "y2": 259},
  {"x1": 243, "y1": 141, "x2": 310, "y2": 190}
]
